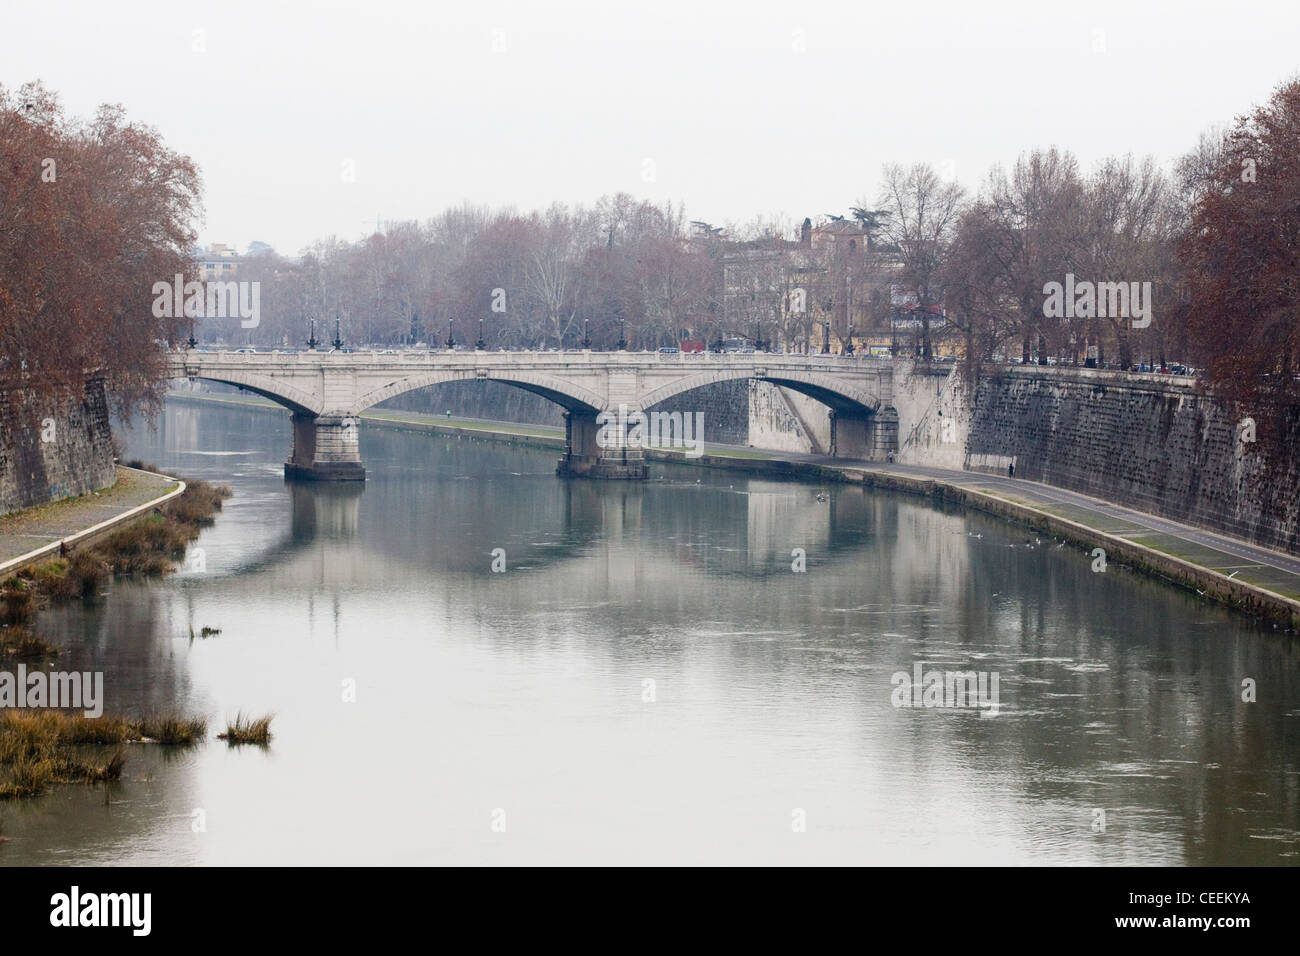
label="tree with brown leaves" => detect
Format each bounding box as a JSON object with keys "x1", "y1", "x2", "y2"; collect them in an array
[
  {"x1": 0, "y1": 81, "x2": 202, "y2": 418},
  {"x1": 1184, "y1": 77, "x2": 1300, "y2": 446}
]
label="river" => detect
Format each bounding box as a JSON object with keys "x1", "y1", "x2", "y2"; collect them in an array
[{"x1": 2, "y1": 400, "x2": 1296, "y2": 865}]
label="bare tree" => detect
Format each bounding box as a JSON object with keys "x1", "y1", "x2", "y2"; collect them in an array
[{"x1": 872, "y1": 163, "x2": 967, "y2": 359}]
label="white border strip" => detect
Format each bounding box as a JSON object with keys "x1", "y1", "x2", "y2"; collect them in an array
[{"x1": 0, "y1": 466, "x2": 186, "y2": 578}]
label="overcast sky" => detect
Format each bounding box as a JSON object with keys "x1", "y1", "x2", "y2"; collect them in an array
[{"x1": 4, "y1": 0, "x2": 1298, "y2": 255}]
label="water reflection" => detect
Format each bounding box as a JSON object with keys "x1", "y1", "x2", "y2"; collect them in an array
[{"x1": 0, "y1": 401, "x2": 1296, "y2": 866}]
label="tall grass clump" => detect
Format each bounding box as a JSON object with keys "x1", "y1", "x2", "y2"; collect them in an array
[
  {"x1": 165, "y1": 479, "x2": 232, "y2": 531},
  {"x1": 218, "y1": 713, "x2": 273, "y2": 746},
  {"x1": 131, "y1": 715, "x2": 207, "y2": 745},
  {"x1": 0, "y1": 712, "x2": 61, "y2": 798}
]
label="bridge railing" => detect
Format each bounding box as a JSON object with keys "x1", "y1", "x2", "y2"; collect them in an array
[{"x1": 170, "y1": 348, "x2": 898, "y2": 369}]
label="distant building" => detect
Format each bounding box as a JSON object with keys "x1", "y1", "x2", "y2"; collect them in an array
[
  {"x1": 718, "y1": 217, "x2": 900, "y2": 353},
  {"x1": 809, "y1": 218, "x2": 867, "y2": 255},
  {"x1": 197, "y1": 243, "x2": 240, "y2": 281}
]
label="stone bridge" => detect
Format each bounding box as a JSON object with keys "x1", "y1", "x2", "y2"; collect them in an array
[{"x1": 167, "y1": 349, "x2": 898, "y2": 480}]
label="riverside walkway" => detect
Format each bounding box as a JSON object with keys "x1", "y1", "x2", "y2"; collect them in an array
[{"x1": 0, "y1": 466, "x2": 183, "y2": 574}]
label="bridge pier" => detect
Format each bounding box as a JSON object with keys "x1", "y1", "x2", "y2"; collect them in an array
[
  {"x1": 556, "y1": 410, "x2": 649, "y2": 479},
  {"x1": 284, "y1": 412, "x2": 366, "y2": 481},
  {"x1": 871, "y1": 406, "x2": 899, "y2": 459},
  {"x1": 829, "y1": 406, "x2": 899, "y2": 461}
]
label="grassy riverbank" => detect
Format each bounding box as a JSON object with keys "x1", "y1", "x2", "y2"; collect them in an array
[
  {"x1": 0, "y1": 459, "x2": 278, "y2": 803},
  {"x1": 0, "y1": 472, "x2": 230, "y2": 633}
]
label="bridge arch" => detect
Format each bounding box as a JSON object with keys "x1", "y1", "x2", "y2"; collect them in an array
[
  {"x1": 637, "y1": 368, "x2": 881, "y2": 415},
  {"x1": 179, "y1": 371, "x2": 325, "y2": 416},
  {"x1": 353, "y1": 369, "x2": 604, "y2": 415}
]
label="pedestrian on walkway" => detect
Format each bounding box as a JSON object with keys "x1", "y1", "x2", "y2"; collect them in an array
[{"x1": 1009, "y1": 461, "x2": 1015, "y2": 478}]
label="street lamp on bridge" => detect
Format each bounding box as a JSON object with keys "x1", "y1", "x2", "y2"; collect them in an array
[
  {"x1": 445, "y1": 319, "x2": 455, "y2": 350},
  {"x1": 476, "y1": 317, "x2": 486, "y2": 351},
  {"x1": 617, "y1": 317, "x2": 626, "y2": 351}
]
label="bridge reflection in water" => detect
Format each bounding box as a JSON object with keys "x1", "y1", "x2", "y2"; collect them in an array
[{"x1": 220, "y1": 475, "x2": 866, "y2": 592}]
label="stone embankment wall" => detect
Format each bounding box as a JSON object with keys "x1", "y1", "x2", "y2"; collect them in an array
[
  {"x1": 890, "y1": 362, "x2": 967, "y2": 469},
  {"x1": 0, "y1": 378, "x2": 118, "y2": 516},
  {"x1": 376, "y1": 379, "x2": 755, "y2": 445},
  {"x1": 379, "y1": 380, "x2": 566, "y2": 426},
  {"x1": 748, "y1": 384, "x2": 829, "y2": 453},
  {"x1": 965, "y1": 366, "x2": 1300, "y2": 555}
]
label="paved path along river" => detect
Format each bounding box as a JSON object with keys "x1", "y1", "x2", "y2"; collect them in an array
[{"x1": 0, "y1": 466, "x2": 181, "y2": 573}]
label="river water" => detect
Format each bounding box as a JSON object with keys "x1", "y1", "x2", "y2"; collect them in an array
[{"x1": 2, "y1": 400, "x2": 1297, "y2": 865}]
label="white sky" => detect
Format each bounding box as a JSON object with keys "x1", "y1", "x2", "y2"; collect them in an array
[{"x1": 4, "y1": 0, "x2": 1297, "y2": 255}]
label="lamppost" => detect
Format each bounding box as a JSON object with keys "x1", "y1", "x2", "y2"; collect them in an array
[
  {"x1": 306, "y1": 318, "x2": 318, "y2": 351},
  {"x1": 844, "y1": 326, "x2": 855, "y2": 356},
  {"x1": 445, "y1": 319, "x2": 455, "y2": 350},
  {"x1": 617, "y1": 317, "x2": 627, "y2": 351},
  {"x1": 582, "y1": 319, "x2": 591, "y2": 350},
  {"x1": 821, "y1": 320, "x2": 830, "y2": 355},
  {"x1": 332, "y1": 318, "x2": 343, "y2": 350},
  {"x1": 476, "y1": 317, "x2": 486, "y2": 351},
  {"x1": 186, "y1": 316, "x2": 196, "y2": 350}
]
